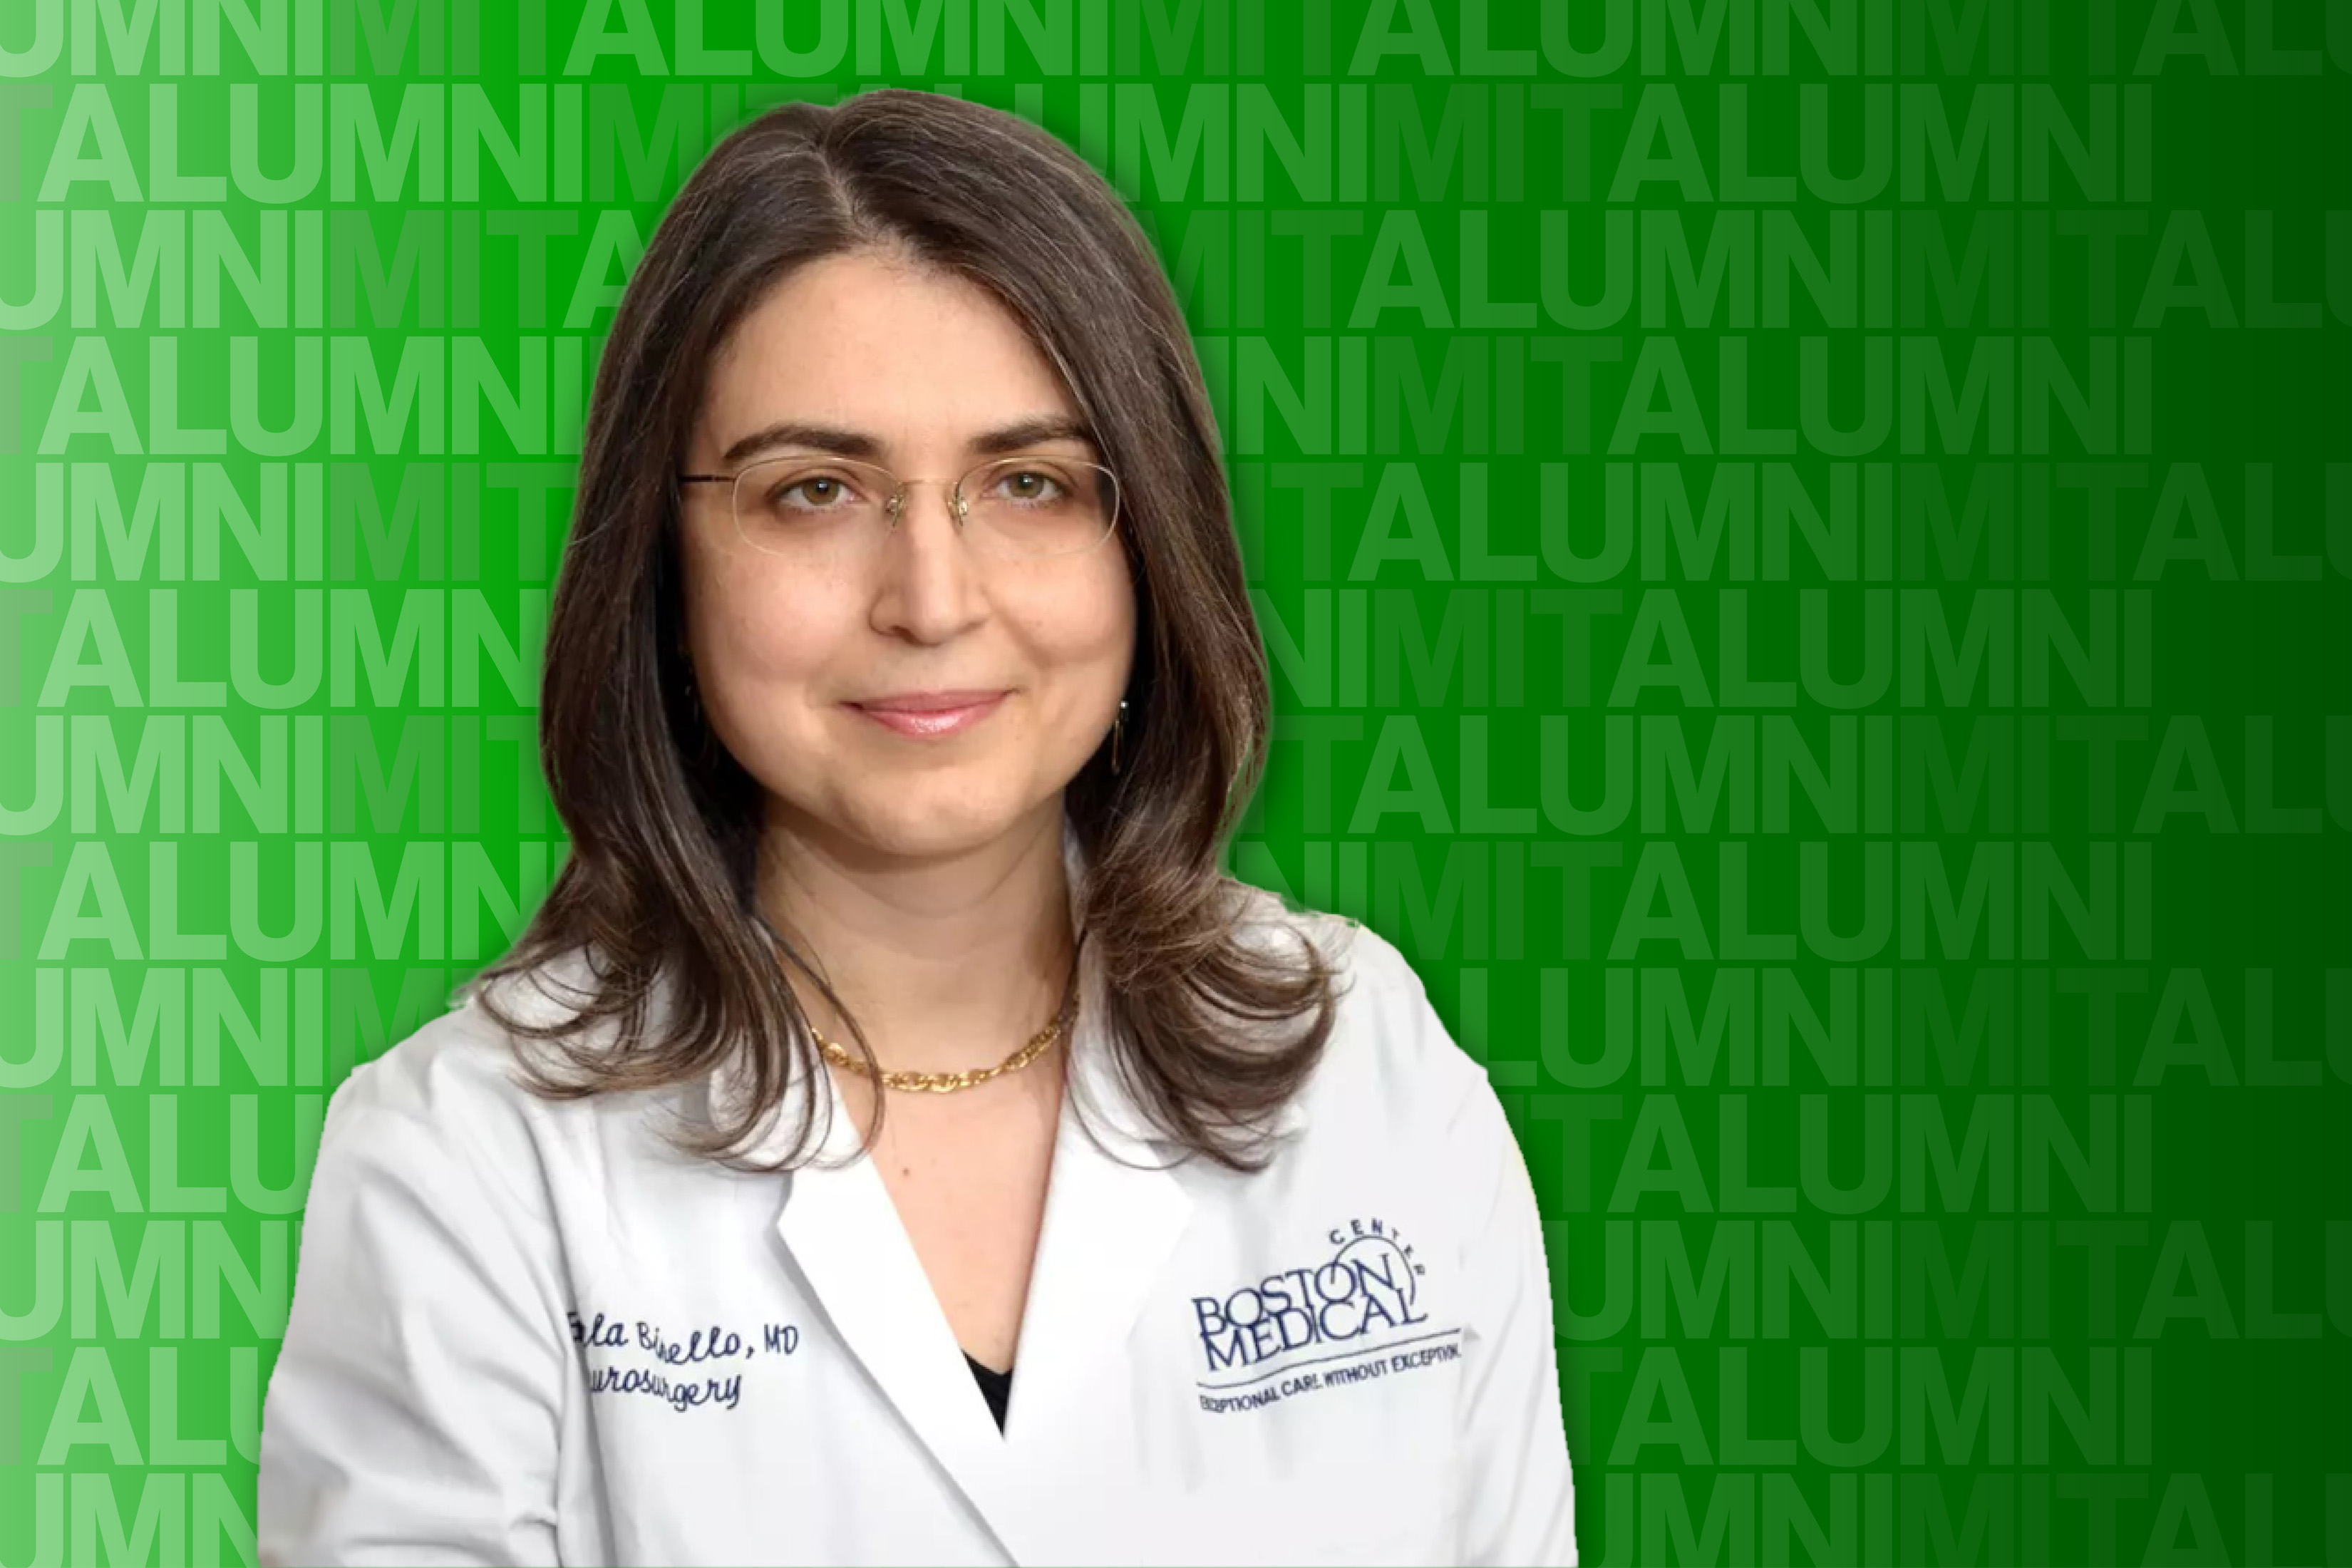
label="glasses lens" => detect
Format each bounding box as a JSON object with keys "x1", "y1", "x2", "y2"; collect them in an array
[
  {"x1": 723, "y1": 455, "x2": 1121, "y2": 560},
  {"x1": 731, "y1": 457, "x2": 891, "y2": 558},
  {"x1": 962, "y1": 457, "x2": 1120, "y2": 558}
]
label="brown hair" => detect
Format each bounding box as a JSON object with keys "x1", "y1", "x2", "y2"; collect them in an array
[{"x1": 463, "y1": 88, "x2": 1341, "y2": 1173}]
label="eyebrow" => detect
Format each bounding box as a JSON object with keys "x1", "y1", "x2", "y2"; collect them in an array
[{"x1": 718, "y1": 415, "x2": 1099, "y2": 469}]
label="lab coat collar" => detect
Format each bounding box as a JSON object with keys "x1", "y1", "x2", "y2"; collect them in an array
[{"x1": 705, "y1": 814, "x2": 1301, "y2": 1564}]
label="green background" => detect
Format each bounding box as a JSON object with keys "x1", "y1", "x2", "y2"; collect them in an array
[{"x1": 4, "y1": 0, "x2": 2350, "y2": 1562}]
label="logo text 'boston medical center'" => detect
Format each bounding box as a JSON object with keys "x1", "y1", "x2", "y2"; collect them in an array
[{"x1": 1192, "y1": 1217, "x2": 1429, "y2": 1371}]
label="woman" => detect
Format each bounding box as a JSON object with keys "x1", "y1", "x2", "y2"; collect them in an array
[{"x1": 257, "y1": 88, "x2": 1577, "y2": 1567}]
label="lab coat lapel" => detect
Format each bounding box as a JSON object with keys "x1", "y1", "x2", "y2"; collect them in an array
[
  {"x1": 770, "y1": 1095, "x2": 1035, "y2": 1555},
  {"x1": 718, "y1": 817, "x2": 1127, "y2": 1564},
  {"x1": 1011, "y1": 822, "x2": 1311, "y2": 1445},
  {"x1": 999, "y1": 918, "x2": 1195, "y2": 1457},
  {"x1": 706, "y1": 934, "x2": 1030, "y2": 1554}
]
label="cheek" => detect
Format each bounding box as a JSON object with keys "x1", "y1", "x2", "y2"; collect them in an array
[
  {"x1": 1023, "y1": 557, "x2": 1137, "y2": 668},
  {"x1": 690, "y1": 559, "x2": 855, "y2": 703}
]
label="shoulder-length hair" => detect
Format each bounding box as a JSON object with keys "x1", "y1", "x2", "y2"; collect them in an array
[{"x1": 463, "y1": 87, "x2": 1341, "y2": 1173}]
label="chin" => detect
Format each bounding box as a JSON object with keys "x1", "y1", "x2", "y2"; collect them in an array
[{"x1": 840, "y1": 791, "x2": 1025, "y2": 857}]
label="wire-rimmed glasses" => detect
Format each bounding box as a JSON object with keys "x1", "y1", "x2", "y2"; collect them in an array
[{"x1": 677, "y1": 454, "x2": 1122, "y2": 563}]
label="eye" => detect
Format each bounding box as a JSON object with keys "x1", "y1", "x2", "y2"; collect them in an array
[
  {"x1": 770, "y1": 471, "x2": 862, "y2": 512},
  {"x1": 991, "y1": 467, "x2": 1071, "y2": 505}
]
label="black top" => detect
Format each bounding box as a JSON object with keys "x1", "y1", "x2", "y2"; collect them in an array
[{"x1": 964, "y1": 1351, "x2": 1012, "y2": 1431}]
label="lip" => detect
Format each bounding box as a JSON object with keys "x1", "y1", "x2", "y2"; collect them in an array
[{"x1": 847, "y1": 690, "x2": 1009, "y2": 738}]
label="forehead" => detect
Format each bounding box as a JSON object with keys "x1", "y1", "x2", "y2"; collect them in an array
[{"x1": 697, "y1": 252, "x2": 1082, "y2": 456}]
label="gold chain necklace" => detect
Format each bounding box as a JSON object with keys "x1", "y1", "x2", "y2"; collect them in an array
[{"x1": 810, "y1": 974, "x2": 1079, "y2": 1095}]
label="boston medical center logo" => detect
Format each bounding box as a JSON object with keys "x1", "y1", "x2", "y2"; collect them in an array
[{"x1": 1192, "y1": 1215, "x2": 1441, "y2": 1378}]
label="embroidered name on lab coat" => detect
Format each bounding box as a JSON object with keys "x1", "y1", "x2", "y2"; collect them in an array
[
  {"x1": 567, "y1": 1309, "x2": 802, "y2": 1414},
  {"x1": 1189, "y1": 1215, "x2": 1463, "y2": 1414}
]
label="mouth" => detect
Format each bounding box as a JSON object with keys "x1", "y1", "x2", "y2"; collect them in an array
[{"x1": 845, "y1": 691, "x2": 1010, "y2": 738}]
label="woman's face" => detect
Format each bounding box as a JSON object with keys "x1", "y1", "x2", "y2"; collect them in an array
[{"x1": 676, "y1": 250, "x2": 1137, "y2": 863}]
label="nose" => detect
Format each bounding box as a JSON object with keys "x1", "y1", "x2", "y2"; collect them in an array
[{"x1": 867, "y1": 477, "x2": 988, "y2": 644}]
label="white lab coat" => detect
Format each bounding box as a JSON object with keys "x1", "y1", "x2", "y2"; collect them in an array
[{"x1": 257, "y1": 818, "x2": 1578, "y2": 1566}]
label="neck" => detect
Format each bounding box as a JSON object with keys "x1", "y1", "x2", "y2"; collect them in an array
[{"x1": 754, "y1": 799, "x2": 1078, "y2": 1081}]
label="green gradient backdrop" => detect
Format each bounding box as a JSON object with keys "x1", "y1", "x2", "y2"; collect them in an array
[{"x1": 4, "y1": 1, "x2": 2351, "y2": 1563}]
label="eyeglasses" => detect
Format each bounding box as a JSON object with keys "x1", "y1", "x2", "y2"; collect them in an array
[{"x1": 677, "y1": 454, "x2": 1122, "y2": 563}]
